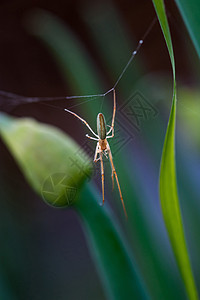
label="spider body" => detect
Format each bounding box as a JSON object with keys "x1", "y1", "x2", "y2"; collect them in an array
[
  {"x1": 99, "y1": 138, "x2": 107, "y2": 151},
  {"x1": 97, "y1": 113, "x2": 107, "y2": 140},
  {"x1": 64, "y1": 88, "x2": 127, "y2": 217}
]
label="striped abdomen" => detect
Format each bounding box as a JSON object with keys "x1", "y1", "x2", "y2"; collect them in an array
[{"x1": 97, "y1": 113, "x2": 107, "y2": 140}]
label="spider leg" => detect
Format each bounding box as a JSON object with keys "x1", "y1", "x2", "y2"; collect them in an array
[
  {"x1": 107, "y1": 142, "x2": 127, "y2": 218},
  {"x1": 111, "y1": 170, "x2": 114, "y2": 190},
  {"x1": 106, "y1": 132, "x2": 114, "y2": 139},
  {"x1": 99, "y1": 151, "x2": 105, "y2": 206},
  {"x1": 95, "y1": 157, "x2": 100, "y2": 162},
  {"x1": 64, "y1": 108, "x2": 99, "y2": 138},
  {"x1": 107, "y1": 89, "x2": 116, "y2": 136},
  {"x1": 86, "y1": 134, "x2": 99, "y2": 141},
  {"x1": 94, "y1": 142, "x2": 100, "y2": 162},
  {"x1": 103, "y1": 150, "x2": 108, "y2": 159},
  {"x1": 106, "y1": 126, "x2": 114, "y2": 138}
]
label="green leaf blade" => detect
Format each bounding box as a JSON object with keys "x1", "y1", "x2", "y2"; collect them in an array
[
  {"x1": 152, "y1": 1, "x2": 198, "y2": 299},
  {"x1": 160, "y1": 95, "x2": 198, "y2": 300},
  {"x1": 175, "y1": 0, "x2": 200, "y2": 59}
]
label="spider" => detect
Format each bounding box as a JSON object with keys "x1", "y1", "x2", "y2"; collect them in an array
[{"x1": 64, "y1": 88, "x2": 127, "y2": 217}]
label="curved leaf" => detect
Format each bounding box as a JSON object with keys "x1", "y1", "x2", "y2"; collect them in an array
[
  {"x1": 175, "y1": 0, "x2": 200, "y2": 59},
  {"x1": 152, "y1": 1, "x2": 198, "y2": 299},
  {"x1": 0, "y1": 113, "x2": 91, "y2": 207}
]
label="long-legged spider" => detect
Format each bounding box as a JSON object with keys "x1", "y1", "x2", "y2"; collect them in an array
[{"x1": 65, "y1": 88, "x2": 127, "y2": 217}]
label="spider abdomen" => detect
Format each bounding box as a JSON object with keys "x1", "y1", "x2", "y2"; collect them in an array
[{"x1": 97, "y1": 113, "x2": 107, "y2": 140}]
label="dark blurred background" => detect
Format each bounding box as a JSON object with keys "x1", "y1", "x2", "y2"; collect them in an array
[
  {"x1": 0, "y1": 0, "x2": 199, "y2": 299},
  {"x1": 0, "y1": 0, "x2": 196, "y2": 96}
]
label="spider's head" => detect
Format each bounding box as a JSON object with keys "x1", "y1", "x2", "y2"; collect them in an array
[{"x1": 97, "y1": 113, "x2": 107, "y2": 140}]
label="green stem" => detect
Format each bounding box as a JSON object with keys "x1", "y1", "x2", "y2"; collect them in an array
[{"x1": 75, "y1": 183, "x2": 148, "y2": 300}]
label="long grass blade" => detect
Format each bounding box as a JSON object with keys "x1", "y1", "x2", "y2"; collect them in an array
[
  {"x1": 152, "y1": 1, "x2": 198, "y2": 299},
  {"x1": 175, "y1": 0, "x2": 200, "y2": 59}
]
